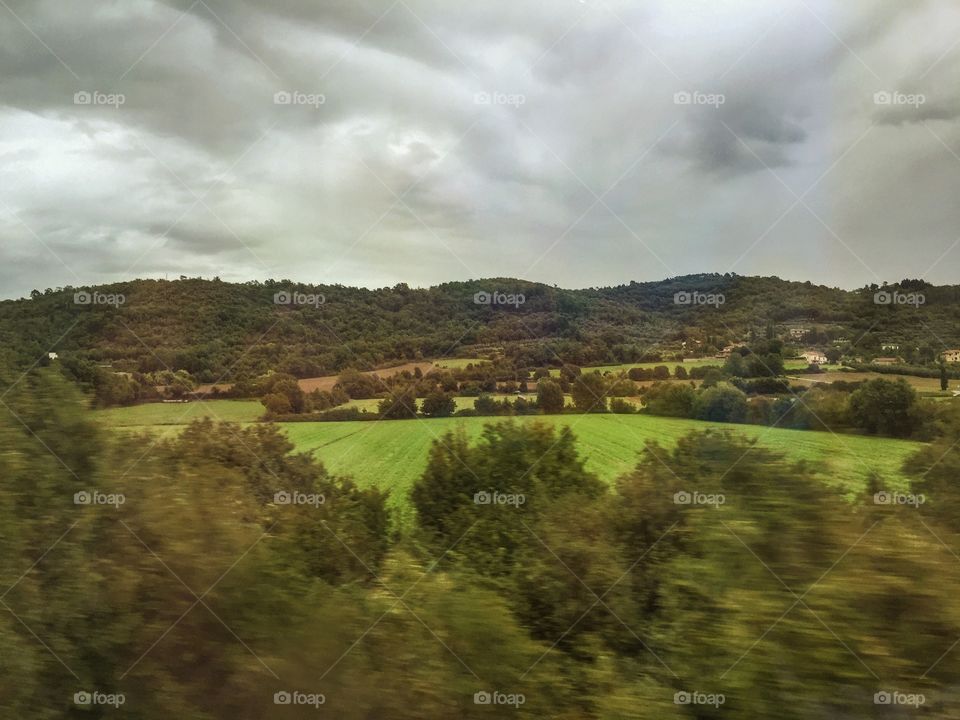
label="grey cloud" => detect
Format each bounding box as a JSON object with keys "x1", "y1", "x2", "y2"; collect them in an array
[{"x1": 1, "y1": 0, "x2": 959, "y2": 299}]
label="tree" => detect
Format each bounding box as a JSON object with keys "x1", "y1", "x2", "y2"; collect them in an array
[
  {"x1": 421, "y1": 390, "x2": 455, "y2": 417},
  {"x1": 941, "y1": 361, "x2": 949, "y2": 391},
  {"x1": 378, "y1": 386, "x2": 419, "y2": 419},
  {"x1": 644, "y1": 382, "x2": 696, "y2": 417},
  {"x1": 674, "y1": 365, "x2": 688, "y2": 379},
  {"x1": 536, "y1": 378, "x2": 565, "y2": 413},
  {"x1": 849, "y1": 378, "x2": 921, "y2": 437},
  {"x1": 571, "y1": 372, "x2": 607, "y2": 412},
  {"x1": 694, "y1": 383, "x2": 748, "y2": 423}
]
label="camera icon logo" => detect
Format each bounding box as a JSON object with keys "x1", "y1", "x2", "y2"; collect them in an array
[
  {"x1": 674, "y1": 91, "x2": 692, "y2": 105},
  {"x1": 274, "y1": 491, "x2": 292, "y2": 505},
  {"x1": 474, "y1": 491, "x2": 492, "y2": 505},
  {"x1": 674, "y1": 691, "x2": 692, "y2": 704},
  {"x1": 473, "y1": 291, "x2": 492, "y2": 305},
  {"x1": 274, "y1": 691, "x2": 292, "y2": 705},
  {"x1": 673, "y1": 491, "x2": 692, "y2": 505},
  {"x1": 673, "y1": 291, "x2": 692, "y2": 305},
  {"x1": 274, "y1": 91, "x2": 292, "y2": 105},
  {"x1": 74, "y1": 491, "x2": 92, "y2": 505},
  {"x1": 873, "y1": 91, "x2": 892, "y2": 105},
  {"x1": 73, "y1": 691, "x2": 92, "y2": 705},
  {"x1": 74, "y1": 91, "x2": 92, "y2": 105},
  {"x1": 874, "y1": 691, "x2": 892, "y2": 704},
  {"x1": 873, "y1": 491, "x2": 891, "y2": 505},
  {"x1": 874, "y1": 290, "x2": 892, "y2": 305},
  {"x1": 474, "y1": 691, "x2": 492, "y2": 705},
  {"x1": 273, "y1": 291, "x2": 291, "y2": 305},
  {"x1": 74, "y1": 291, "x2": 92, "y2": 305}
]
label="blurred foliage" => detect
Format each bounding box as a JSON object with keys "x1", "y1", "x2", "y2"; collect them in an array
[{"x1": 3, "y1": 371, "x2": 960, "y2": 717}]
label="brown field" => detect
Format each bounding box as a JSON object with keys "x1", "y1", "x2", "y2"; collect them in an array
[
  {"x1": 297, "y1": 361, "x2": 436, "y2": 393},
  {"x1": 788, "y1": 371, "x2": 946, "y2": 391}
]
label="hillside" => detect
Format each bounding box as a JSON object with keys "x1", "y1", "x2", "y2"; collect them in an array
[{"x1": 2, "y1": 274, "x2": 958, "y2": 385}]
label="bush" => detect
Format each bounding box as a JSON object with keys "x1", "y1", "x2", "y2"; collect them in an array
[
  {"x1": 694, "y1": 383, "x2": 748, "y2": 423},
  {"x1": 609, "y1": 398, "x2": 636, "y2": 414}
]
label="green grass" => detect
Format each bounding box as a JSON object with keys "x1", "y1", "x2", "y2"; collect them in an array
[
  {"x1": 549, "y1": 360, "x2": 722, "y2": 376},
  {"x1": 431, "y1": 358, "x2": 488, "y2": 369},
  {"x1": 95, "y1": 399, "x2": 264, "y2": 427},
  {"x1": 94, "y1": 401, "x2": 923, "y2": 527},
  {"x1": 280, "y1": 414, "x2": 920, "y2": 524}
]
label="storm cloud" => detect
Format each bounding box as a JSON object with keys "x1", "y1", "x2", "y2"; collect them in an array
[{"x1": 1, "y1": 0, "x2": 958, "y2": 298}]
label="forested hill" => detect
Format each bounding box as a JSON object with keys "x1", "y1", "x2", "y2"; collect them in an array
[{"x1": 1, "y1": 274, "x2": 958, "y2": 383}]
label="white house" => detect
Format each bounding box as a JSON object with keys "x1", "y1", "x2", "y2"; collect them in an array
[
  {"x1": 801, "y1": 350, "x2": 828, "y2": 365},
  {"x1": 47, "y1": 352, "x2": 58, "y2": 360},
  {"x1": 942, "y1": 349, "x2": 960, "y2": 363}
]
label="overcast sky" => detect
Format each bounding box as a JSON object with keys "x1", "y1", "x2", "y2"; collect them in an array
[{"x1": 1, "y1": 0, "x2": 958, "y2": 299}]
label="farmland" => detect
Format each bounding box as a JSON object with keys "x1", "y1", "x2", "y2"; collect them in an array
[{"x1": 96, "y1": 401, "x2": 922, "y2": 525}]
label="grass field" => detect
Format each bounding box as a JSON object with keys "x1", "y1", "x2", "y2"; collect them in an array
[
  {"x1": 95, "y1": 399, "x2": 264, "y2": 427},
  {"x1": 431, "y1": 358, "x2": 489, "y2": 369},
  {"x1": 280, "y1": 414, "x2": 920, "y2": 524},
  {"x1": 96, "y1": 400, "x2": 923, "y2": 526}
]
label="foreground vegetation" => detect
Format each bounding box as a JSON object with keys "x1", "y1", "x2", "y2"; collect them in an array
[{"x1": 5, "y1": 369, "x2": 960, "y2": 718}]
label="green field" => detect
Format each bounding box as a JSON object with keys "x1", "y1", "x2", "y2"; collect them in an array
[
  {"x1": 96, "y1": 400, "x2": 922, "y2": 526},
  {"x1": 280, "y1": 414, "x2": 920, "y2": 523},
  {"x1": 431, "y1": 357, "x2": 489, "y2": 369},
  {"x1": 95, "y1": 399, "x2": 264, "y2": 427},
  {"x1": 549, "y1": 359, "x2": 722, "y2": 376}
]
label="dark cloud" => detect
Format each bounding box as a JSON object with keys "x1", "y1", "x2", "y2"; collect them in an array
[{"x1": 1, "y1": 0, "x2": 959, "y2": 299}]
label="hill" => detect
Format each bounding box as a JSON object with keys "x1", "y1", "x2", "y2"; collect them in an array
[{"x1": 2, "y1": 274, "x2": 958, "y2": 386}]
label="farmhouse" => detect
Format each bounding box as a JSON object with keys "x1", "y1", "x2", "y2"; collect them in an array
[
  {"x1": 715, "y1": 345, "x2": 737, "y2": 359},
  {"x1": 800, "y1": 350, "x2": 827, "y2": 365},
  {"x1": 942, "y1": 349, "x2": 960, "y2": 363},
  {"x1": 872, "y1": 357, "x2": 903, "y2": 366}
]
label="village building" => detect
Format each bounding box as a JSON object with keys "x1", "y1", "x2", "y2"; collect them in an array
[{"x1": 800, "y1": 350, "x2": 828, "y2": 365}]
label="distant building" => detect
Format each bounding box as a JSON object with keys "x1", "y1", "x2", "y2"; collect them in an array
[
  {"x1": 47, "y1": 352, "x2": 58, "y2": 360},
  {"x1": 872, "y1": 357, "x2": 903, "y2": 366},
  {"x1": 715, "y1": 345, "x2": 736, "y2": 359},
  {"x1": 942, "y1": 349, "x2": 960, "y2": 363},
  {"x1": 881, "y1": 343, "x2": 901, "y2": 351},
  {"x1": 789, "y1": 328, "x2": 808, "y2": 339},
  {"x1": 801, "y1": 350, "x2": 828, "y2": 365}
]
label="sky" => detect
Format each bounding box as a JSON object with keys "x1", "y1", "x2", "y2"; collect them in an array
[{"x1": 1, "y1": 0, "x2": 959, "y2": 299}]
